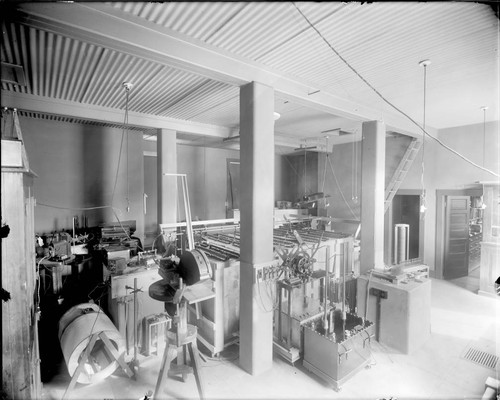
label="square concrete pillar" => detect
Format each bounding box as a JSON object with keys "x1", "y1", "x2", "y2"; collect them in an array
[
  {"x1": 239, "y1": 81, "x2": 275, "y2": 375},
  {"x1": 360, "y1": 120, "x2": 386, "y2": 273},
  {"x1": 157, "y1": 128, "x2": 177, "y2": 225}
]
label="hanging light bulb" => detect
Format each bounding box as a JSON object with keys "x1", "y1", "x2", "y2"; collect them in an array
[
  {"x1": 480, "y1": 195, "x2": 487, "y2": 209},
  {"x1": 420, "y1": 189, "x2": 427, "y2": 213}
]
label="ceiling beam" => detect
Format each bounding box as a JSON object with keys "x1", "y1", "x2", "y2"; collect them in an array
[
  {"x1": 14, "y1": 2, "x2": 432, "y2": 139},
  {"x1": 1, "y1": 91, "x2": 232, "y2": 137}
]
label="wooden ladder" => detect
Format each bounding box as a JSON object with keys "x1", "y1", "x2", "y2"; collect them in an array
[{"x1": 384, "y1": 138, "x2": 422, "y2": 212}]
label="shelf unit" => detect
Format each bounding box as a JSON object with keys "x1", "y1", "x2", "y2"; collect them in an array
[{"x1": 469, "y1": 200, "x2": 484, "y2": 270}]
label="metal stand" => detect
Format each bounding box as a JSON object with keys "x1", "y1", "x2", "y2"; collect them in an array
[
  {"x1": 150, "y1": 279, "x2": 207, "y2": 400},
  {"x1": 154, "y1": 319, "x2": 205, "y2": 400}
]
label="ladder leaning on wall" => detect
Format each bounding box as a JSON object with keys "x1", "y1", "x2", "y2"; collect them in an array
[{"x1": 384, "y1": 138, "x2": 422, "y2": 213}]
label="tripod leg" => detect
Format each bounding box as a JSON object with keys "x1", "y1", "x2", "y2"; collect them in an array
[
  {"x1": 62, "y1": 333, "x2": 99, "y2": 400},
  {"x1": 100, "y1": 332, "x2": 134, "y2": 378},
  {"x1": 187, "y1": 341, "x2": 205, "y2": 400},
  {"x1": 154, "y1": 345, "x2": 176, "y2": 400}
]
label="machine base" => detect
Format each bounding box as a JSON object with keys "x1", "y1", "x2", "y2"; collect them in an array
[
  {"x1": 302, "y1": 313, "x2": 374, "y2": 391},
  {"x1": 273, "y1": 341, "x2": 300, "y2": 365},
  {"x1": 303, "y1": 358, "x2": 370, "y2": 391}
]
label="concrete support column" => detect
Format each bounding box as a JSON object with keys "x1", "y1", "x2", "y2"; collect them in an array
[
  {"x1": 157, "y1": 128, "x2": 177, "y2": 225},
  {"x1": 360, "y1": 120, "x2": 386, "y2": 273},
  {"x1": 239, "y1": 81, "x2": 275, "y2": 375}
]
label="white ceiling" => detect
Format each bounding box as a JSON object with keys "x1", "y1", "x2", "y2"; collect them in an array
[{"x1": 1, "y1": 2, "x2": 498, "y2": 151}]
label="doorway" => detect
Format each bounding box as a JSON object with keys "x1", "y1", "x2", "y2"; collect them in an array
[
  {"x1": 384, "y1": 190, "x2": 424, "y2": 266},
  {"x1": 391, "y1": 194, "x2": 421, "y2": 264},
  {"x1": 436, "y1": 188, "x2": 482, "y2": 292},
  {"x1": 443, "y1": 196, "x2": 470, "y2": 280}
]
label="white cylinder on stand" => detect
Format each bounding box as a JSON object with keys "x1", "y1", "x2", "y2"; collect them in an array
[
  {"x1": 58, "y1": 303, "x2": 125, "y2": 384},
  {"x1": 394, "y1": 224, "x2": 410, "y2": 264}
]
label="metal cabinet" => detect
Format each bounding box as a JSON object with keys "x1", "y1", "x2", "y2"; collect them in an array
[{"x1": 187, "y1": 259, "x2": 240, "y2": 356}]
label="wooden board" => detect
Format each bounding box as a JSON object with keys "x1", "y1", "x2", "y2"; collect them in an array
[
  {"x1": 183, "y1": 279, "x2": 215, "y2": 304},
  {"x1": 2, "y1": 171, "x2": 41, "y2": 400},
  {"x1": 1, "y1": 140, "x2": 23, "y2": 167}
]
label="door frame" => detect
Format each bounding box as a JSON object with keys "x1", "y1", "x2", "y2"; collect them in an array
[
  {"x1": 384, "y1": 189, "x2": 425, "y2": 265},
  {"x1": 435, "y1": 187, "x2": 482, "y2": 279}
]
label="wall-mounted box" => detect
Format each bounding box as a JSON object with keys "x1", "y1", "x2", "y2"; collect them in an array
[{"x1": 1, "y1": 139, "x2": 23, "y2": 167}]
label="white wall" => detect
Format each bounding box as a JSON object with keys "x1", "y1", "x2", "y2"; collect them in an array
[
  {"x1": 400, "y1": 121, "x2": 499, "y2": 268},
  {"x1": 21, "y1": 117, "x2": 145, "y2": 240}
]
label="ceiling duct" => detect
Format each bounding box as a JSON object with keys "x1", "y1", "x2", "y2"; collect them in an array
[
  {"x1": 222, "y1": 135, "x2": 240, "y2": 142},
  {"x1": 320, "y1": 128, "x2": 352, "y2": 136},
  {"x1": 293, "y1": 145, "x2": 318, "y2": 151},
  {"x1": 1, "y1": 62, "x2": 26, "y2": 86}
]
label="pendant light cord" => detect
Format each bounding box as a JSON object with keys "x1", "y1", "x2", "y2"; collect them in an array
[
  {"x1": 482, "y1": 107, "x2": 487, "y2": 167},
  {"x1": 111, "y1": 85, "x2": 131, "y2": 209},
  {"x1": 304, "y1": 145, "x2": 307, "y2": 198},
  {"x1": 420, "y1": 63, "x2": 428, "y2": 211},
  {"x1": 351, "y1": 129, "x2": 359, "y2": 204},
  {"x1": 125, "y1": 88, "x2": 130, "y2": 212}
]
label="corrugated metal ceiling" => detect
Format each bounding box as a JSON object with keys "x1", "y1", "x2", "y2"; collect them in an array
[
  {"x1": 108, "y1": 1, "x2": 499, "y2": 129},
  {"x1": 0, "y1": 21, "x2": 233, "y2": 116},
  {"x1": 1, "y1": 1, "x2": 498, "y2": 139}
]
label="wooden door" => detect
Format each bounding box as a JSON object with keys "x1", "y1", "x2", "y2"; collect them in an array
[{"x1": 443, "y1": 196, "x2": 470, "y2": 279}]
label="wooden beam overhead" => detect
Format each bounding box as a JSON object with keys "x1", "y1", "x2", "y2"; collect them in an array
[{"x1": 1, "y1": 91, "x2": 232, "y2": 138}]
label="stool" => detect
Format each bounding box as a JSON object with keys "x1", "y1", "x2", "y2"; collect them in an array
[
  {"x1": 154, "y1": 323, "x2": 205, "y2": 400},
  {"x1": 150, "y1": 278, "x2": 206, "y2": 400}
]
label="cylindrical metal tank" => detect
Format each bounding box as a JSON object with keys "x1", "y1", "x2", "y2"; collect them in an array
[{"x1": 394, "y1": 223, "x2": 410, "y2": 264}]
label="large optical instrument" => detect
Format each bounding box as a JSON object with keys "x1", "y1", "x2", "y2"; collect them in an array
[{"x1": 158, "y1": 223, "x2": 373, "y2": 390}]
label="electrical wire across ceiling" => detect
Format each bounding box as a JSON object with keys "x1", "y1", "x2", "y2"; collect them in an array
[{"x1": 292, "y1": 2, "x2": 499, "y2": 179}]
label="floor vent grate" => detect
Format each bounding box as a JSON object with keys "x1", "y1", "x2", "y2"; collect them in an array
[{"x1": 462, "y1": 347, "x2": 499, "y2": 370}]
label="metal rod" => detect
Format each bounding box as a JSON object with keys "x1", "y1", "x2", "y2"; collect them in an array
[
  {"x1": 133, "y1": 278, "x2": 138, "y2": 362},
  {"x1": 324, "y1": 246, "x2": 330, "y2": 331},
  {"x1": 181, "y1": 176, "x2": 195, "y2": 250},
  {"x1": 340, "y1": 242, "x2": 346, "y2": 340}
]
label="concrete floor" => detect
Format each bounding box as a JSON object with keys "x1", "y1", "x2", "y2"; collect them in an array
[
  {"x1": 42, "y1": 277, "x2": 499, "y2": 400},
  {"x1": 449, "y1": 265, "x2": 480, "y2": 293}
]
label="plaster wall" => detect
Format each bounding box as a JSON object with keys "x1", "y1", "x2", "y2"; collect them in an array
[
  {"x1": 400, "y1": 121, "x2": 499, "y2": 268},
  {"x1": 20, "y1": 117, "x2": 145, "y2": 240},
  {"x1": 313, "y1": 135, "x2": 413, "y2": 222}
]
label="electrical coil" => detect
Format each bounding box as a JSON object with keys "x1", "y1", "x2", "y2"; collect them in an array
[
  {"x1": 289, "y1": 252, "x2": 314, "y2": 280},
  {"x1": 58, "y1": 303, "x2": 125, "y2": 384}
]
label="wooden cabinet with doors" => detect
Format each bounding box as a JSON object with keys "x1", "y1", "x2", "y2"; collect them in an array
[{"x1": 1, "y1": 138, "x2": 41, "y2": 399}]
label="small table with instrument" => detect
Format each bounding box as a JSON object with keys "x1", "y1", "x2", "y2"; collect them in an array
[{"x1": 149, "y1": 277, "x2": 215, "y2": 400}]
